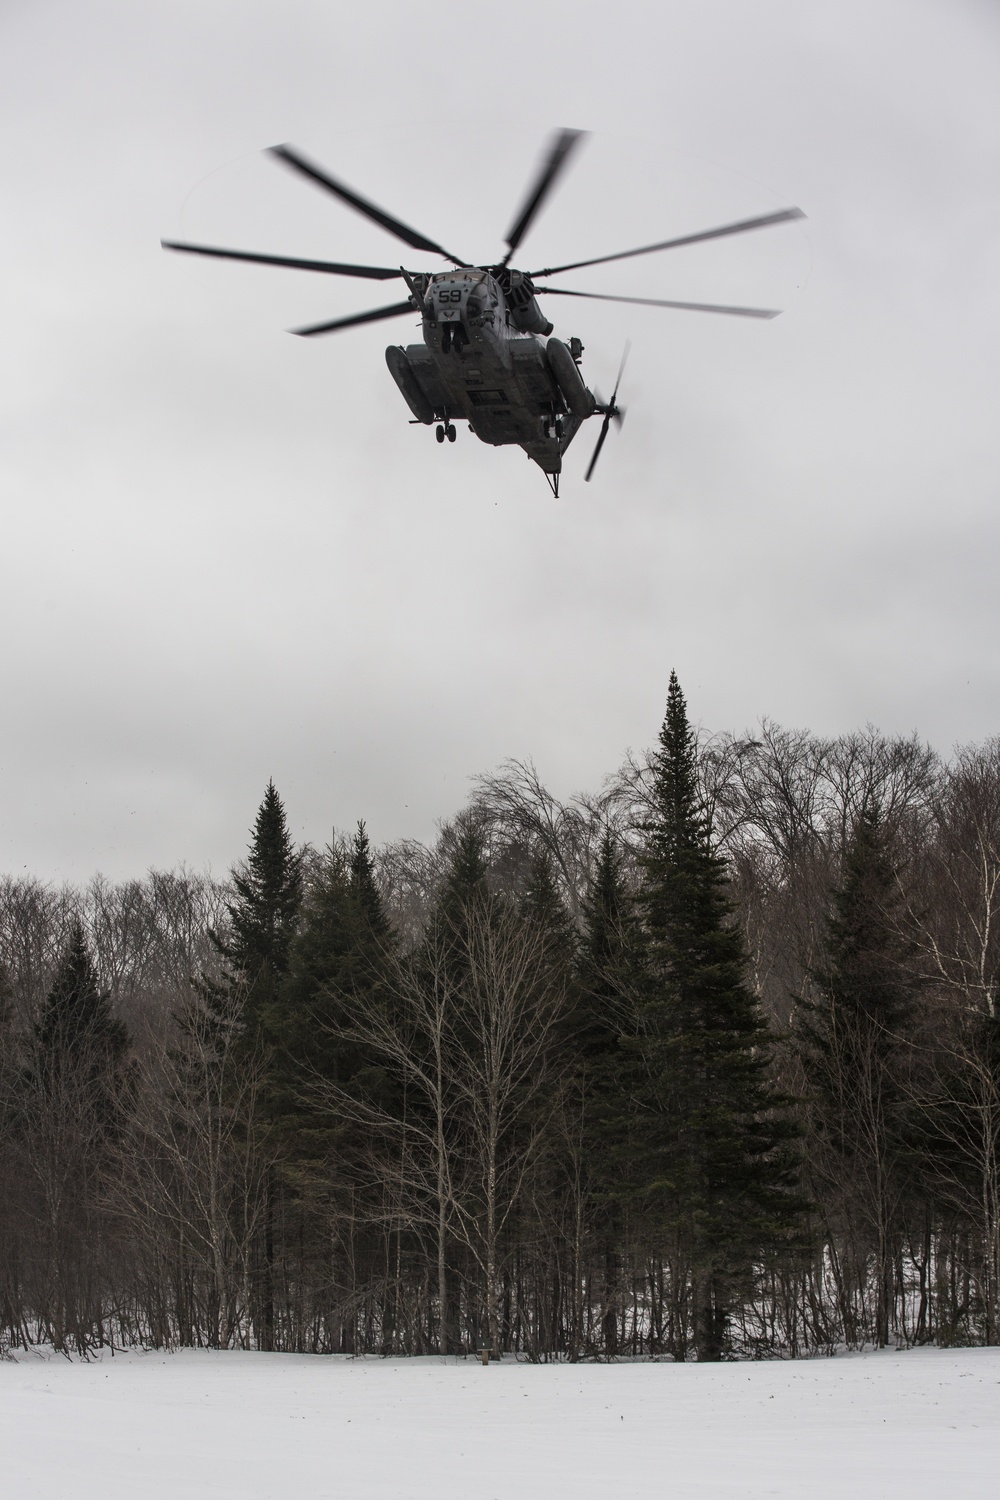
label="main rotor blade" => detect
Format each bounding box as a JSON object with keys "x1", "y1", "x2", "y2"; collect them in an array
[
  {"x1": 584, "y1": 416, "x2": 612, "y2": 483},
  {"x1": 290, "y1": 300, "x2": 416, "y2": 337},
  {"x1": 161, "y1": 239, "x2": 404, "y2": 280},
  {"x1": 502, "y1": 127, "x2": 587, "y2": 264},
  {"x1": 537, "y1": 287, "x2": 781, "y2": 319},
  {"x1": 270, "y1": 144, "x2": 467, "y2": 266},
  {"x1": 530, "y1": 206, "x2": 805, "y2": 279}
]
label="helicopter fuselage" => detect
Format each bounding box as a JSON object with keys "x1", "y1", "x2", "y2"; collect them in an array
[
  {"x1": 385, "y1": 267, "x2": 595, "y2": 484},
  {"x1": 163, "y1": 129, "x2": 801, "y2": 491}
]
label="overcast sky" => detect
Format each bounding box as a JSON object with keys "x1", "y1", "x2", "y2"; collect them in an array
[{"x1": 2, "y1": 0, "x2": 998, "y2": 881}]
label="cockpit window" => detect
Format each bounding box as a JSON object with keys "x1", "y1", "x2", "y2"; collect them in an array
[{"x1": 431, "y1": 270, "x2": 486, "y2": 286}]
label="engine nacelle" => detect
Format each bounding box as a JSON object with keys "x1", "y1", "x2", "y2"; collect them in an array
[{"x1": 503, "y1": 270, "x2": 553, "y2": 337}]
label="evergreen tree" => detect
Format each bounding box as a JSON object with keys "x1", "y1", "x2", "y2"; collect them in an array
[
  {"x1": 34, "y1": 920, "x2": 128, "y2": 1120},
  {"x1": 209, "y1": 780, "x2": 303, "y2": 1049},
  {"x1": 521, "y1": 845, "x2": 576, "y2": 968},
  {"x1": 274, "y1": 848, "x2": 356, "y2": 1097},
  {"x1": 349, "y1": 821, "x2": 391, "y2": 950},
  {"x1": 797, "y1": 804, "x2": 918, "y2": 1346},
  {"x1": 423, "y1": 816, "x2": 496, "y2": 985},
  {"x1": 575, "y1": 828, "x2": 637, "y2": 1061},
  {"x1": 801, "y1": 806, "x2": 916, "y2": 1117},
  {"x1": 631, "y1": 672, "x2": 803, "y2": 1359},
  {"x1": 259, "y1": 839, "x2": 368, "y2": 1308},
  {"x1": 573, "y1": 827, "x2": 643, "y2": 1354},
  {"x1": 437, "y1": 817, "x2": 491, "y2": 920},
  {"x1": 277, "y1": 824, "x2": 394, "y2": 1122},
  {"x1": 202, "y1": 781, "x2": 303, "y2": 1351}
]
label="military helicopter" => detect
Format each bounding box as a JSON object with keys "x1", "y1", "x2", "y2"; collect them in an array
[{"x1": 163, "y1": 130, "x2": 803, "y2": 496}]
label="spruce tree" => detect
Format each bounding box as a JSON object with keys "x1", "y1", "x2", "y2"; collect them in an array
[
  {"x1": 797, "y1": 805, "x2": 918, "y2": 1346},
  {"x1": 277, "y1": 823, "x2": 394, "y2": 1124},
  {"x1": 273, "y1": 848, "x2": 356, "y2": 1099},
  {"x1": 349, "y1": 821, "x2": 391, "y2": 951},
  {"x1": 204, "y1": 781, "x2": 302, "y2": 1351},
  {"x1": 575, "y1": 829, "x2": 637, "y2": 1062},
  {"x1": 35, "y1": 920, "x2": 128, "y2": 1120},
  {"x1": 424, "y1": 817, "x2": 495, "y2": 986},
  {"x1": 631, "y1": 672, "x2": 803, "y2": 1359},
  {"x1": 209, "y1": 780, "x2": 303, "y2": 1049},
  {"x1": 800, "y1": 806, "x2": 916, "y2": 1116},
  {"x1": 521, "y1": 845, "x2": 576, "y2": 968},
  {"x1": 437, "y1": 817, "x2": 491, "y2": 921},
  {"x1": 574, "y1": 827, "x2": 643, "y2": 1355}
]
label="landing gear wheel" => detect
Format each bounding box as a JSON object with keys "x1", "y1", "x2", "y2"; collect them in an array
[
  {"x1": 436, "y1": 425, "x2": 445, "y2": 444},
  {"x1": 446, "y1": 424, "x2": 457, "y2": 443}
]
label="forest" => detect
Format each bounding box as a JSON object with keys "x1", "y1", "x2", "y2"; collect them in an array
[{"x1": 1, "y1": 674, "x2": 999, "y2": 1362}]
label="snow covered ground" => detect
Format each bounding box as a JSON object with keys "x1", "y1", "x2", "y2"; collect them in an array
[{"x1": 1, "y1": 1345, "x2": 996, "y2": 1500}]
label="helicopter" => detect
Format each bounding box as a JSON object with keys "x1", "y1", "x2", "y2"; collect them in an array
[{"x1": 162, "y1": 129, "x2": 804, "y2": 496}]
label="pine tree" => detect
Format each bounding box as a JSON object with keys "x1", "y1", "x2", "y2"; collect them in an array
[
  {"x1": 801, "y1": 806, "x2": 916, "y2": 1113},
  {"x1": 349, "y1": 821, "x2": 391, "y2": 951},
  {"x1": 35, "y1": 920, "x2": 128, "y2": 1120},
  {"x1": 631, "y1": 672, "x2": 803, "y2": 1360},
  {"x1": 273, "y1": 848, "x2": 356, "y2": 1097},
  {"x1": 437, "y1": 817, "x2": 491, "y2": 921},
  {"x1": 574, "y1": 827, "x2": 643, "y2": 1355},
  {"x1": 575, "y1": 829, "x2": 637, "y2": 1061},
  {"x1": 423, "y1": 816, "x2": 496, "y2": 986},
  {"x1": 209, "y1": 780, "x2": 303, "y2": 1049},
  {"x1": 521, "y1": 845, "x2": 576, "y2": 968},
  {"x1": 202, "y1": 781, "x2": 303, "y2": 1351},
  {"x1": 277, "y1": 823, "x2": 394, "y2": 1122},
  {"x1": 797, "y1": 804, "x2": 918, "y2": 1346}
]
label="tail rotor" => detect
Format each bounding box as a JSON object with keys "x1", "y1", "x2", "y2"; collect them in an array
[{"x1": 584, "y1": 341, "x2": 630, "y2": 482}]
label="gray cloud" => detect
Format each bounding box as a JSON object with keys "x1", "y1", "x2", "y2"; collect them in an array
[{"x1": 2, "y1": 0, "x2": 998, "y2": 878}]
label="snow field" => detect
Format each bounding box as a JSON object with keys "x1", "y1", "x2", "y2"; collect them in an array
[{"x1": 1, "y1": 1345, "x2": 997, "y2": 1500}]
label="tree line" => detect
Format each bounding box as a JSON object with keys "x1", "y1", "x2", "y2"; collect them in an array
[{"x1": 2, "y1": 674, "x2": 999, "y2": 1360}]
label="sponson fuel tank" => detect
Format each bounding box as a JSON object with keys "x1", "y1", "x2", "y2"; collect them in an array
[{"x1": 385, "y1": 346, "x2": 434, "y2": 425}]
